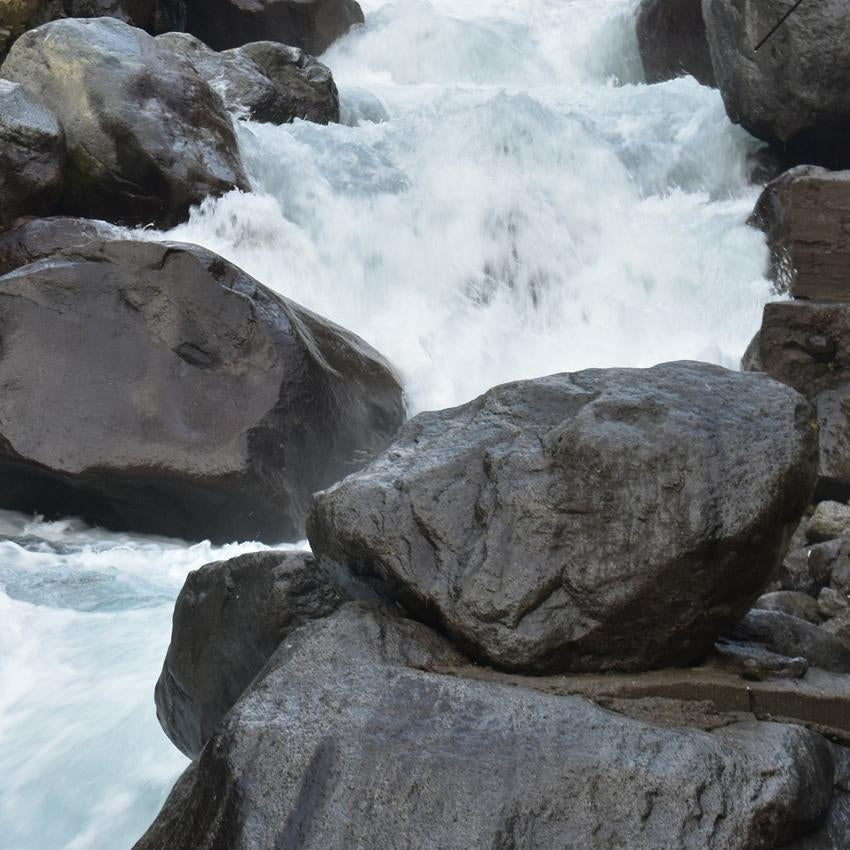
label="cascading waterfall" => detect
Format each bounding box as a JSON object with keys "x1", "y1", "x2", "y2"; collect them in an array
[{"x1": 0, "y1": 1, "x2": 776, "y2": 848}]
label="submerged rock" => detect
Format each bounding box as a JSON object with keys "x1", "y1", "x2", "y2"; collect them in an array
[
  {"x1": 703, "y1": 0, "x2": 850, "y2": 166},
  {"x1": 309, "y1": 362, "x2": 817, "y2": 674},
  {"x1": 0, "y1": 17, "x2": 248, "y2": 227},
  {"x1": 157, "y1": 34, "x2": 339, "y2": 125},
  {"x1": 183, "y1": 0, "x2": 364, "y2": 54},
  {"x1": 0, "y1": 81, "x2": 65, "y2": 229},
  {"x1": 0, "y1": 240, "x2": 404, "y2": 542},
  {"x1": 156, "y1": 551, "x2": 352, "y2": 757},
  {"x1": 134, "y1": 603, "x2": 835, "y2": 850},
  {"x1": 635, "y1": 0, "x2": 715, "y2": 87}
]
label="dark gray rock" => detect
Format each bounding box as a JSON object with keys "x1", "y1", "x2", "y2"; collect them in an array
[
  {"x1": 0, "y1": 216, "x2": 122, "y2": 276},
  {"x1": 309, "y1": 362, "x2": 817, "y2": 674},
  {"x1": 777, "y1": 537, "x2": 847, "y2": 596},
  {"x1": 814, "y1": 388, "x2": 850, "y2": 503},
  {"x1": 714, "y1": 636, "x2": 808, "y2": 680},
  {"x1": 0, "y1": 17, "x2": 249, "y2": 227},
  {"x1": 754, "y1": 590, "x2": 820, "y2": 624},
  {"x1": 0, "y1": 80, "x2": 65, "y2": 229},
  {"x1": 807, "y1": 502, "x2": 850, "y2": 544},
  {"x1": 635, "y1": 0, "x2": 715, "y2": 87},
  {"x1": 818, "y1": 587, "x2": 849, "y2": 620},
  {"x1": 157, "y1": 33, "x2": 339, "y2": 125},
  {"x1": 703, "y1": 0, "x2": 850, "y2": 166},
  {"x1": 156, "y1": 550, "x2": 351, "y2": 757},
  {"x1": 183, "y1": 0, "x2": 364, "y2": 55},
  {"x1": 730, "y1": 609, "x2": 850, "y2": 674},
  {"x1": 134, "y1": 603, "x2": 835, "y2": 850},
  {"x1": 749, "y1": 167, "x2": 850, "y2": 301},
  {"x1": 0, "y1": 239, "x2": 404, "y2": 542}
]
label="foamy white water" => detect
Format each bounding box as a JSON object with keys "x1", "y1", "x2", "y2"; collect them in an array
[{"x1": 0, "y1": 1, "x2": 774, "y2": 848}]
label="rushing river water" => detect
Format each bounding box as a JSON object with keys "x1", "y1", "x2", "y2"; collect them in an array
[{"x1": 0, "y1": 1, "x2": 774, "y2": 847}]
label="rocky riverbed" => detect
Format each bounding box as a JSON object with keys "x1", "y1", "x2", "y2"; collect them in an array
[{"x1": 2, "y1": 0, "x2": 850, "y2": 848}]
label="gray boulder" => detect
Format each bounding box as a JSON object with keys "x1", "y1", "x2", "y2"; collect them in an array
[
  {"x1": 807, "y1": 501, "x2": 850, "y2": 544},
  {"x1": 635, "y1": 0, "x2": 715, "y2": 87},
  {"x1": 0, "y1": 17, "x2": 249, "y2": 227},
  {"x1": 183, "y1": 0, "x2": 364, "y2": 54},
  {"x1": 778, "y1": 537, "x2": 847, "y2": 596},
  {"x1": 703, "y1": 0, "x2": 850, "y2": 166},
  {"x1": 134, "y1": 603, "x2": 835, "y2": 850},
  {"x1": 157, "y1": 33, "x2": 339, "y2": 125},
  {"x1": 0, "y1": 80, "x2": 65, "y2": 229},
  {"x1": 0, "y1": 239, "x2": 404, "y2": 542},
  {"x1": 156, "y1": 550, "x2": 352, "y2": 757},
  {"x1": 309, "y1": 362, "x2": 817, "y2": 674},
  {"x1": 754, "y1": 590, "x2": 820, "y2": 624}
]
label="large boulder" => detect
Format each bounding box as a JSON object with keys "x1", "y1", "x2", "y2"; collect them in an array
[
  {"x1": 635, "y1": 0, "x2": 715, "y2": 87},
  {"x1": 750, "y1": 167, "x2": 850, "y2": 301},
  {"x1": 155, "y1": 550, "x2": 351, "y2": 757},
  {"x1": 157, "y1": 33, "x2": 339, "y2": 125},
  {"x1": 309, "y1": 362, "x2": 817, "y2": 674},
  {"x1": 134, "y1": 603, "x2": 835, "y2": 850},
  {"x1": 703, "y1": 0, "x2": 850, "y2": 166},
  {"x1": 0, "y1": 80, "x2": 65, "y2": 229},
  {"x1": 0, "y1": 17, "x2": 249, "y2": 227},
  {"x1": 0, "y1": 239, "x2": 404, "y2": 542},
  {"x1": 183, "y1": 0, "x2": 364, "y2": 55}
]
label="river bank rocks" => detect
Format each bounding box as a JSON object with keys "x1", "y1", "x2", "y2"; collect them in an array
[
  {"x1": 183, "y1": 0, "x2": 364, "y2": 54},
  {"x1": 136, "y1": 602, "x2": 837, "y2": 850},
  {"x1": 309, "y1": 362, "x2": 816, "y2": 673},
  {"x1": 158, "y1": 33, "x2": 339, "y2": 125},
  {"x1": 0, "y1": 81, "x2": 65, "y2": 229},
  {"x1": 0, "y1": 238, "x2": 404, "y2": 542},
  {"x1": 635, "y1": 0, "x2": 715, "y2": 87},
  {"x1": 703, "y1": 0, "x2": 850, "y2": 167},
  {"x1": 0, "y1": 17, "x2": 249, "y2": 227}
]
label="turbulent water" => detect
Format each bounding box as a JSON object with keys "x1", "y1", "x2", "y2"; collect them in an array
[{"x1": 0, "y1": 1, "x2": 776, "y2": 848}]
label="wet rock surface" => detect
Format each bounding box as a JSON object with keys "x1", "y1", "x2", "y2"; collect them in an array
[
  {"x1": 309, "y1": 362, "x2": 816, "y2": 673},
  {"x1": 0, "y1": 17, "x2": 248, "y2": 227},
  {"x1": 133, "y1": 603, "x2": 836, "y2": 850},
  {"x1": 0, "y1": 239, "x2": 404, "y2": 542}
]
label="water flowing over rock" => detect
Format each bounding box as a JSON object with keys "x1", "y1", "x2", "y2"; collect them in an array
[
  {"x1": 157, "y1": 33, "x2": 339, "y2": 125},
  {"x1": 0, "y1": 240, "x2": 404, "y2": 542},
  {"x1": 183, "y1": 0, "x2": 364, "y2": 54},
  {"x1": 0, "y1": 17, "x2": 249, "y2": 227},
  {"x1": 133, "y1": 602, "x2": 836, "y2": 850},
  {"x1": 309, "y1": 361, "x2": 817, "y2": 674},
  {"x1": 703, "y1": 0, "x2": 850, "y2": 166},
  {"x1": 0, "y1": 81, "x2": 65, "y2": 229},
  {"x1": 635, "y1": 0, "x2": 715, "y2": 87},
  {"x1": 155, "y1": 551, "x2": 351, "y2": 758}
]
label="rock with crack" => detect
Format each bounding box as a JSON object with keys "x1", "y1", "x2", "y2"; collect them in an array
[
  {"x1": 133, "y1": 603, "x2": 836, "y2": 850},
  {"x1": 0, "y1": 17, "x2": 249, "y2": 227},
  {"x1": 157, "y1": 33, "x2": 339, "y2": 125},
  {"x1": 309, "y1": 361, "x2": 817, "y2": 673},
  {"x1": 0, "y1": 239, "x2": 404, "y2": 542}
]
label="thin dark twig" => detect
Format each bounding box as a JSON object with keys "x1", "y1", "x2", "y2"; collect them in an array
[{"x1": 754, "y1": 0, "x2": 807, "y2": 51}]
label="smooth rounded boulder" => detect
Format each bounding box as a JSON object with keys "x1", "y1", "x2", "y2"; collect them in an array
[
  {"x1": 0, "y1": 239, "x2": 404, "y2": 542},
  {"x1": 158, "y1": 33, "x2": 339, "y2": 125},
  {"x1": 309, "y1": 362, "x2": 817, "y2": 674},
  {"x1": 0, "y1": 17, "x2": 249, "y2": 227},
  {"x1": 134, "y1": 603, "x2": 835, "y2": 850},
  {"x1": 703, "y1": 0, "x2": 850, "y2": 166},
  {"x1": 183, "y1": 0, "x2": 364, "y2": 54},
  {"x1": 0, "y1": 81, "x2": 65, "y2": 229}
]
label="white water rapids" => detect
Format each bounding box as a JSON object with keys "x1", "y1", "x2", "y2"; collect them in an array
[{"x1": 0, "y1": 1, "x2": 775, "y2": 847}]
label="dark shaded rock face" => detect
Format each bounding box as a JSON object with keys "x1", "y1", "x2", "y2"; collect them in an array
[
  {"x1": 0, "y1": 240, "x2": 404, "y2": 542},
  {"x1": 0, "y1": 216, "x2": 122, "y2": 276},
  {"x1": 156, "y1": 551, "x2": 351, "y2": 758},
  {"x1": 703, "y1": 0, "x2": 850, "y2": 166},
  {"x1": 0, "y1": 81, "x2": 65, "y2": 229},
  {"x1": 157, "y1": 33, "x2": 339, "y2": 125},
  {"x1": 635, "y1": 0, "x2": 715, "y2": 87},
  {"x1": 309, "y1": 362, "x2": 817, "y2": 674},
  {"x1": 183, "y1": 0, "x2": 364, "y2": 55},
  {"x1": 750, "y1": 167, "x2": 850, "y2": 301},
  {"x1": 0, "y1": 17, "x2": 249, "y2": 227},
  {"x1": 133, "y1": 603, "x2": 835, "y2": 850}
]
